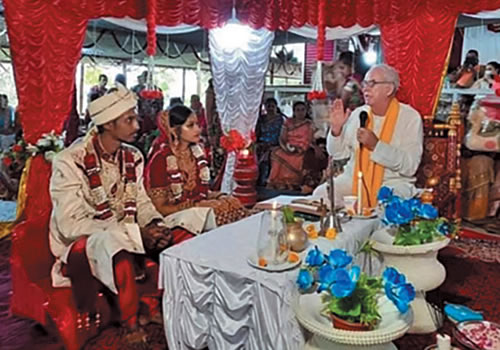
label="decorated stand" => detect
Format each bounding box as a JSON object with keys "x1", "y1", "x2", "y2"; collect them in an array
[{"x1": 295, "y1": 247, "x2": 415, "y2": 349}]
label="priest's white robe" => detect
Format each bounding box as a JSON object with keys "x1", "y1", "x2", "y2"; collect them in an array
[{"x1": 312, "y1": 102, "x2": 424, "y2": 204}]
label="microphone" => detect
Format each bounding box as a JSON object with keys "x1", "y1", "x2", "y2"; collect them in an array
[
  {"x1": 359, "y1": 111, "x2": 368, "y2": 128},
  {"x1": 359, "y1": 111, "x2": 368, "y2": 151}
]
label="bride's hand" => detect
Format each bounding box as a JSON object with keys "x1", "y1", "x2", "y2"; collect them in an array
[{"x1": 329, "y1": 99, "x2": 351, "y2": 137}]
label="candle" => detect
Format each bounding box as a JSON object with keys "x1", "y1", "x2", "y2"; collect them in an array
[
  {"x1": 436, "y1": 334, "x2": 451, "y2": 350},
  {"x1": 240, "y1": 149, "x2": 249, "y2": 158},
  {"x1": 357, "y1": 171, "x2": 363, "y2": 215},
  {"x1": 271, "y1": 201, "x2": 278, "y2": 233}
]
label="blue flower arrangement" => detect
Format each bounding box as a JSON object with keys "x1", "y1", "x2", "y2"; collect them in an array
[
  {"x1": 377, "y1": 186, "x2": 456, "y2": 246},
  {"x1": 297, "y1": 247, "x2": 415, "y2": 328}
]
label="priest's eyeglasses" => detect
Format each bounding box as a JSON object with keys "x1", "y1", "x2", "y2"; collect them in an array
[{"x1": 362, "y1": 80, "x2": 394, "y2": 88}]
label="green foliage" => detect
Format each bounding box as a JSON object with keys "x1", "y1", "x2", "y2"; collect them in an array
[
  {"x1": 84, "y1": 65, "x2": 104, "y2": 86},
  {"x1": 282, "y1": 206, "x2": 296, "y2": 224},
  {"x1": 326, "y1": 273, "x2": 383, "y2": 326},
  {"x1": 357, "y1": 240, "x2": 379, "y2": 257},
  {"x1": 393, "y1": 218, "x2": 454, "y2": 246}
]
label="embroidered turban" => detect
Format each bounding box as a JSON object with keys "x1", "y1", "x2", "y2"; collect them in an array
[{"x1": 88, "y1": 84, "x2": 137, "y2": 125}]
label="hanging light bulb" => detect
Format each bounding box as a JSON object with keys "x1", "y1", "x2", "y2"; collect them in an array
[
  {"x1": 363, "y1": 46, "x2": 377, "y2": 65},
  {"x1": 213, "y1": 22, "x2": 253, "y2": 51},
  {"x1": 211, "y1": 8, "x2": 255, "y2": 51}
]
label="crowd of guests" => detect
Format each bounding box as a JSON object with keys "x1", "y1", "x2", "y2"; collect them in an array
[
  {"x1": 0, "y1": 94, "x2": 22, "y2": 200},
  {"x1": 256, "y1": 51, "x2": 364, "y2": 192},
  {"x1": 256, "y1": 99, "x2": 329, "y2": 192},
  {"x1": 445, "y1": 49, "x2": 500, "y2": 226},
  {"x1": 447, "y1": 49, "x2": 500, "y2": 89}
]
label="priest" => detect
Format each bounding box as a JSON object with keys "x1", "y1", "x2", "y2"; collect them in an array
[{"x1": 313, "y1": 64, "x2": 424, "y2": 209}]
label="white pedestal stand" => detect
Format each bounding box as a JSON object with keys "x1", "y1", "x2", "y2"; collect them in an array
[
  {"x1": 372, "y1": 234, "x2": 450, "y2": 334},
  {"x1": 294, "y1": 294, "x2": 413, "y2": 350},
  {"x1": 305, "y1": 336, "x2": 397, "y2": 350}
]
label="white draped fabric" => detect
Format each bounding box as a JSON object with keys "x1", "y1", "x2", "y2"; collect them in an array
[
  {"x1": 208, "y1": 25, "x2": 274, "y2": 193},
  {"x1": 463, "y1": 9, "x2": 500, "y2": 19},
  {"x1": 289, "y1": 24, "x2": 376, "y2": 40},
  {"x1": 103, "y1": 17, "x2": 199, "y2": 34},
  {"x1": 159, "y1": 196, "x2": 380, "y2": 350},
  {"x1": 462, "y1": 25, "x2": 500, "y2": 65}
]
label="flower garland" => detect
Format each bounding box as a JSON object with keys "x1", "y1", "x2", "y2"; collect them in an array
[
  {"x1": 164, "y1": 143, "x2": 210, "y2": 201},
  {"x1": 1, "y1": 131, "x2": 65, "y2": 166},
  {"x1": 1, "y1": 140, "x2": 29, "y2": 168},
  {"x1": 138, "y1": 0, "x2": 162, "y2": 101},
  {"x1": 220, "y1": 129, "x2": 256, "y2": 153},
  {"x1": 307, "y1": 0, "x2": 327, "y2": 102},
  {"x1": 83, "y1": 135, "x2": 137, "y2": 222},
  {"x1": 307, "y1": 90, "x2": 327, "y2": 101},
  {"x1": 139, "y1": 89, "x2": 163, "y2": 99}
]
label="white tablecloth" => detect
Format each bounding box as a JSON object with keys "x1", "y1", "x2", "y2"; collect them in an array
[{"x1": 159, "y1": 198, "x2": 380, "y2": 350}]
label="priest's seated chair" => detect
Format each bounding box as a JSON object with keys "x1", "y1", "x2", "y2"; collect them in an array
[
  {"x1": 10, "y1": 200, "x2": 160, "y2": 350},
  {"x1": 416, "y1": 103, "x2": 463, "y2": 224}
]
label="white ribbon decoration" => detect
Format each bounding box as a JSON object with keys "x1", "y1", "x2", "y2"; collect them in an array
[
  {"x1": 209, "y1": 24, "x2": 274, "y2": 193},
  {"x1": 103, "y1": 17, "x2": 200, "y2": 35}
]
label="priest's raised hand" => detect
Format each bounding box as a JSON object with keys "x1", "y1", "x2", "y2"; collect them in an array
[{"x1": 329, "y1": 99, "x2": 351, "y2": 137}]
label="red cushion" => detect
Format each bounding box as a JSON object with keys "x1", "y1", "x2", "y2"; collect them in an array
[{"x1": 11, "y1": 218, "x2": 54, "y2": 282}]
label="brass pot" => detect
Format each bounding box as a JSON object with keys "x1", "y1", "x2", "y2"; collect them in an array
[{"x1": 286, "y1": 221, "x2": 308, "y2": 252}]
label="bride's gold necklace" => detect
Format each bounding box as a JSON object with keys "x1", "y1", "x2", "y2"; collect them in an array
[
  {"x1": 176, "y1": 146, "x2": 191, "y2": 158},
  {"x1": 174, "y1": 145, "x2": 196, "y2": 191}
]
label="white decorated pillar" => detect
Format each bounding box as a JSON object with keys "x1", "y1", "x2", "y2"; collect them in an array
[{"x1": 209, "y1": 22, "x2": 274, "y2": 193}]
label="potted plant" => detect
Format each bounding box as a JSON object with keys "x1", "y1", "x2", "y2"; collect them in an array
[
  {"x1": 374, "y1": 186, "x2": 456, "y2": 246},
  {"x1": 371, "y1": 186, "x2": 456, "y2": 334},
  {"x1": 296, "y1": 247, "x2": 415, "y2": 330},
  {"x1": 282, "y1": 206, "x2": 308, "y2": 252}
]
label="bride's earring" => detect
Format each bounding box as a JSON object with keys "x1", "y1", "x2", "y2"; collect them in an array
[{"x1": 171, "y1": 131, "x2": 179, "y2": 147}]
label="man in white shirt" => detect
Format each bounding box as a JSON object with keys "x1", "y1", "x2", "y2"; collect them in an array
[
  {"x1": 313, "y1": 64, "x2": 423, "y2": 208},
  {"x1": 50, "y1": 85, "x2": 171, "y2": 343}
]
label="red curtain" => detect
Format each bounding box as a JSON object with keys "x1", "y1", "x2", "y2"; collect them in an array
[
  {"x1": 235, "y1": 0, "x2": 500, "y2": 29},
  {"x1": 3, "y1": 1, "x2": 89, "y2": 223},
  {"x1": 380, "y1": 3, "x2": 459, "y2": 117}
]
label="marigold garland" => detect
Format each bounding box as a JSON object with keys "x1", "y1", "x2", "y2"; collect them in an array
[{"x1": 220, "y1": 130, "x2": 256, "y2": 153}]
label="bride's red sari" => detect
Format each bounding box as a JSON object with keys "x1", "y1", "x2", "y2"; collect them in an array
[{"x1": 145, "y1": 113, "x2": 248, "y2": 228}]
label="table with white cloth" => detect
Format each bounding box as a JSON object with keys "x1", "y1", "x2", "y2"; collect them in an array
[{"x1": 159, "y1": 196, "x2": 380, "y2": 350}]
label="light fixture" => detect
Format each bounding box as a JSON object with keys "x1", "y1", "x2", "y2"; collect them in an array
[
  {"x1": 211, "y1": 8, "x2": 255, "y2": 51},
  {"x1": 215, "y1": 22, "x2": 253, "y2": 50},
  {"x1": 363, "y1": 48, "x2": 377, "y2": 65}
]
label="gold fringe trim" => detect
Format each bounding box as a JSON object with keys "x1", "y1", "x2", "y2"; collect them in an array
[{"x1": 0, "y1": 157, "x2": 32, "y2": 240}]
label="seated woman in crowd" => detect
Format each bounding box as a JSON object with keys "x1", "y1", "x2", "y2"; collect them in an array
[
  {"x1": 255, "y1": 98, "x2": 285, "y2": 186},
  {"x1": 472, "y1": 61, "x2": 500, "y2": 89},
  {"x1": 145, "y1": 105, "x2": 247, "y2": 229},
  {"x1": 267, "y1": 101, "x2": 316, "y2": 190}
]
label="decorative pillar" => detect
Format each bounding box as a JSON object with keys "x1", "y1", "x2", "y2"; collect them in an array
[{"x1": 209, "y1": 23, "x2": 274, "y2": 193}]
